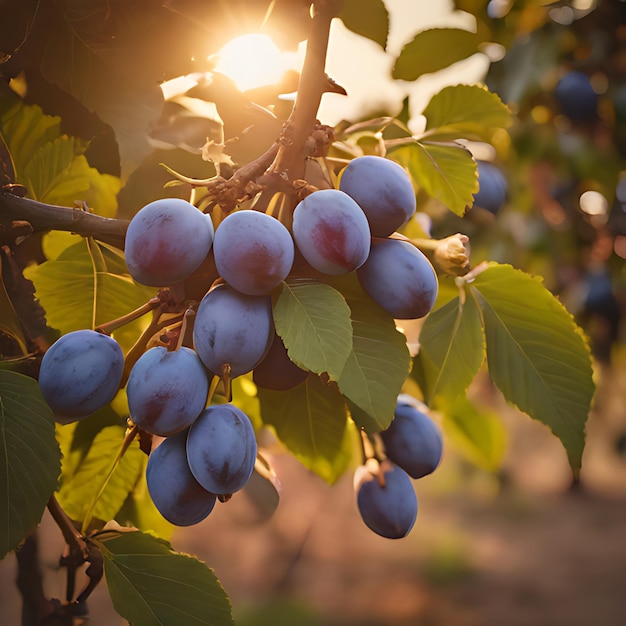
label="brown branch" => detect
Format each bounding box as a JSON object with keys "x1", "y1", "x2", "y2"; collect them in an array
[
  {"x1": 271, "y1": 0, "x2": 343, "y2": 181},
  {"x1": 0, "y1": 192, "x2": 128, "y2": 250}
]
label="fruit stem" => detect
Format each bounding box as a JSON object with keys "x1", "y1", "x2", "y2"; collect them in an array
[
  {"x1": 47, "y1": 496, "x2": 89, "y2": 561},
  {"x1": 80, "y1": 424, "x2": 139, "y2": 535},
  {"x1": 96, "y1": 295, "x2": 163, "y2": 335},
  {"x1": 175, "y1": 308, "x2": 196, "y2": 350}
]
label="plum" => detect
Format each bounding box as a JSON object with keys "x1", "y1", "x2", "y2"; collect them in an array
[
  {"x1": 354, "y1": 461, "x2": 417, "y2": 539},
  {"x1": 186, "y1": 403, "x2": 257, "y2": 495},
  {"x1": 292, "y1": 189, "x2": 371, "y2": 275},
  {"x1": 381, "y1": 398, "x2": 443, "y2": 479},
  {"x1": 125, "y1": 198, "x2": 214, "y2": 287},
  {"x1": 38, "y1": 329, "x2": 124, "y2": 423},
  {"x1": 127, "y1": 346, "x2": 209, "y2": 436},
  {"x1": 193, "y1": 284, "x2": 273, "y2": 378},
  {"x1": 339, "y1": 155, "x2": 416, "y2": 237},
  {"x1": 555, "y1": 71, "x2": 598, "y2": 122},
  {"x1": 213, "y1": 209, "x2": 294, "y2": 295},
  {"x1": 473, "y1": 160, "x2": 508, "y2": 215},
  {"x1": 357, "y1": 237, "x2": 438, "y2": 319},
  {"x1": 146, "y1": 429, "x2": 217, "y2": 526},
  {"x1": 252, "y1": 332, "x2": 309, "y2": 391}
]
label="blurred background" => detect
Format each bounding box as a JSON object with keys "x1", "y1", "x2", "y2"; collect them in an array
[{"x1": 2, "y1": 0, "x2": 626, "y2": 624}]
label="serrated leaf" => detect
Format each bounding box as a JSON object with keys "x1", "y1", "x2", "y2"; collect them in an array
[
  {"x1": 0, "y1": 98, "x2": 61, "y2": 176},
  {"x1": 471, "y1": 263, "x2": 595, "y2": 475},
  {"x1": 23, "y1": 238, "x2": 154, "y2": 335},
  {"x1": 415, "y1": 290, "x2": 484, "y2": 404},
  {"x1": 0, "y1": 371, "x2": 61, "y2": 558},
  {"x1": 56, "y1": 425, "x2": 144, "y2": 525},
  {"x1": 421, "y1": 84, "x2": 512, "y2": 142},
  {"x1": 92, "y1": 530, "x2": 233, "y2": 626},
  {"x1": 388, "y1": 140, "x2": 478, "y2": 215},
  {"x1": 334, "y1": 276, "x2": 411, "y2": 432},
  {"x1": 257, "y1": 376, "x2": 353, "y2": 484},
  {"x1": 339, "y1": 0, "x2": 389, "y2": 49},
  {"x1": 440, "y1": 394, "x2": 507, "y2": 472},
  {"x1": 273, "y1": 280, "x2": 353, "y2": 381},
  {"x1": 392, "y1": 28, "x2": 482, "y2": 80}
]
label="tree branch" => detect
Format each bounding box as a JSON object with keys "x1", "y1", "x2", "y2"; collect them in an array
[{"x1": 0, "y1": 192, "x2": 128, "y2": 250}]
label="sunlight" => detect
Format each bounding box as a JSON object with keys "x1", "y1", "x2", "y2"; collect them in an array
[{"x1": 213, "y1": 33, "x2": 291, "y2": 92}]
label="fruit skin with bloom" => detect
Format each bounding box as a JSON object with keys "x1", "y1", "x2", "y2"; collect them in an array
[
  {"x1": 38, "y1": 329, "x2": 125, "y2": 423},
  {"x1": 554, "y1": 70, "x2": 598, "y2": 122},
  {"x1": 125, "y1": 198, "x2": 214, "y2": 287},
  {"x1": 339, "y1": 155, "x2": 416, "y2": 237},
  {"x1": 473, "y1": 160, "x2": 508, "y2": 215}
]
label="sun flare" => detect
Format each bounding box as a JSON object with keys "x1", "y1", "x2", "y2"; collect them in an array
[{"x1": 213, "y1": 33, "x2": 290, "y2": 92}]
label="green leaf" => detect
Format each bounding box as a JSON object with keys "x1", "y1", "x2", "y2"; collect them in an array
[
  {"x1": 470, "y1": 263, "x2": 595, "y2": 475},
  {"x1": 421, "y1": 84, "x2": 512, "y2": 142},
  {"x1": 257, "y1": 376, "x2": 353, "y2": 484},
  {"x1": 24, "y1": 238, "x2": 154, "y2": 335},
  {"x1": 0, "y1": 98, "x2": 61, "y2": 177},
  {"x1": 339, "y1": 0, "x2": 389, "y2": 50},
  {"x1": 440, "y1": 394, "x2": 507, "y2": 472},
  {"x1": 414, "y1": 291, "x2": 484, "y2": 404},
  {"x1": 334, "y1": 276, "x2": 411, "y2": 432},
  {"x1": 392, "y1": 28, "x2": 482, "y2": 80},
  {"x1": 272, "y1": 280, "x2": 353, "y2": 381},
  {"x1": 388, "y1": 140, "x2": 477, "y2": 216},
  {"x1": 92, "y1": 530, "x2": 233, "y2": 626},
  {"x1": 56, "y1": 425, "x2": 144, "y2": 525},
  {"x1": 0, "y1": 371, "x2": 61, "y2": 558}
]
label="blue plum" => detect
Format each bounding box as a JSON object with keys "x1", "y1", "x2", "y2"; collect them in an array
[
  {"x1": 186, "y1": 403, "x2": 257, "y2": 495},
  {"x1": 473, "y1": 160, "x2": 508, "y2": 215},
  {"x1": 252, "y1": 332, "x2": 309, "y2": 391},
  {"x1": 555, "y1": 71, "x2": 598, "y2": 122},
  {"x1": 193, "y1": 284, "x2": 273, "y2": 378},
  {"x1": 354, "y1": 461, "x2": 417, "y2": 539},
  {"x1": 38, "y1": 329, "x2": 124, "y2": 423},
  {"x1": 125, "y1": 198, "x2": 214, "y2": 287},
  {"x1": 357, "y1": 237, "x2": 438, "y2": 319},
  {"x1": 146, "y1": 429, "x2": 217, "y2": 526},
  {"x1": 127, "y1": 346, "x2": 209, "y2": 436},
  {"x1": 213, "y1": 210, "x2": 294, "y2": 295},
  {"x1": 292, "y1": 189, "x2": 371, "y2": 275},
  {"x1": 339, "y1": 155, "x2": 416, "y2": 237},
  {"x1": 381, "y1": 397, "x2": 443, "y2": 479}
]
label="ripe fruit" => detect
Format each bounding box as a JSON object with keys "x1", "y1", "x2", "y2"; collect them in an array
[
  {"x1": 38, "y1": 329, "x2": 124, "y2": 423},
  {"x1": 252, "y1": 332, "x2": 309, "y2": 391},
  {"x1": 146, "y1": 429, "x2": 217, "y2": 526},
  {"x1": 193, "y1": 284, "x2": 273, "y2": 378},
  {"x1": 554, "y1": 71, "x2": 598, "y2": 122},
  {"x1": 381, "y1": 397, "x2": 443, "y2": 479},
  {"x1": 473, "y1": 160, "x2": 508, "y2": 215},
  {"x1": 357, "y1": 238, "x2": 438, "y2": 319},
  {"x1": 186, "y1": 403, "x2": 257, "y2": 495},
  {"x1": 127, "y1": 346, "x2": 209, "y2": 437},
  {"x1": 125, "y1": 198, "x2": 214, "y2": 287},
  {"x1": 339, "y1": 155, "x2": 416, "y2": 237},
  {"x1": 212, "y1": 209, "x2": 295, "y2": 295},
  {"x1": 354, "y1": 461, "x2": 417, "y2": 539},
  {"x1": 292, "y1": 189, "x2": 371, "y2": 275}
]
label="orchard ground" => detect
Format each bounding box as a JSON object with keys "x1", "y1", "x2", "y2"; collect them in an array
[{"x1": 2, "y1": 358, "x2": 626, "y2": 626}]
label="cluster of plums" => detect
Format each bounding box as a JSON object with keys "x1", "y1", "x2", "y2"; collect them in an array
[
  {"x1": 37, "y1": 155, "x2": 442, "y2": 533},
  {"x1": 354, "y1": 395, "x2": 443, "y2": 539}
]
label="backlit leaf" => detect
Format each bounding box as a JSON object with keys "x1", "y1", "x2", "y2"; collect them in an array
[
  {"x1": 93, "y1": 529, "x2": 233, "y2": 626},
  {"x1": 0, "y1": 371, "x2": 61, "y2": 558},
  {"x1": 421, "y1": 84, "x2": 512, "y2": 142},
  {"x1": 273, "y1": 280, "x2": 353, "y2": 381},
  {"x1": 414, "y1": 290, "x2": 484, "y2": 404},
  {"x1": 471, "y1": 263, "x2": 595, "y2": 475},
  {"x1": 334, "y1": 276, "x2": 411, "y2": 432},
  {"x1": 389, "y1": 140, "x2": 477, "y2": 216},
  {"x1": 392, "y1": 28, "x2": 482, "y2": 80},
  {"x1": 24, "y1": 238, "x2": 154, "y2": 335},
  {"x1": 339, "y1": 0, "x2": 389, "y2": 50},
  {"x1": 257, "y1": 376, "x2": 353, "y2": 484}
]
